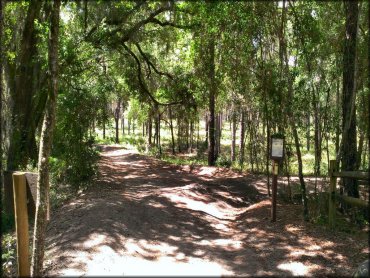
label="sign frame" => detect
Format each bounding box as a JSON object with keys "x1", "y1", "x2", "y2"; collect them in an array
[{"x1": 270, "y1": 134, "x2": 285, "y2": 161}]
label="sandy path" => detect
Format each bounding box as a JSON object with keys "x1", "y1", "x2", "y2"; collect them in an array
[{"x1": 44, "y1": 145, "x2": 368, "y2": 276}]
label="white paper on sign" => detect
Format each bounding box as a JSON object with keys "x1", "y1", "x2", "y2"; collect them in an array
[{"x1": 271, "y1": 139, "x2": 283, "y2": 157}]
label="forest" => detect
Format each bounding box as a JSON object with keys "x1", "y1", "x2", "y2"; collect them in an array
[{"x1": 1, "y1": 0, "x2": 369, "y2": 277}]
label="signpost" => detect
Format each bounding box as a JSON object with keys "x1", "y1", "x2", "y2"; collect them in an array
[{"x1": 270, "y1": 135, "x2": 284, "y2": 222}]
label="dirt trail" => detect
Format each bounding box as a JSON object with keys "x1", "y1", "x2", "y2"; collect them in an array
[{"x1": 45, "y1": 145, "x2": 368, "y2": 276}]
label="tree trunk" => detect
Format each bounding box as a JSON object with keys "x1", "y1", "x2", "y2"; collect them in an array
[
  {"x1": 292, "y1": 122, "x2": 309, "y2": 221},
  {"x1": 148, "y1": 117, "x2": 152, "y2": 145},
  {"x1": 197, "y1": 118, "x2": 200, "y2": 149},
  {"x1": 356, "y1": 131, "x2": 364, "y2": 169},
  {"x1": 335, "y1": 76, "x2": 341, "y2": 158},
  {"x1": 6, "y1": 0, "x2": 42, "y2": 170},
  {"x1": 207, "y1": 37, "x2": 216, "y2": 166},
  {"x1": 239, "y1": 109, "x2": 246, "y2": 167},
  {"x1": 122, "y1": 115, "x2": 125, "y2": 135},
  {"x1": 190, "y1": 119, "x2": 194, "y2": 153},
  {"x1": 31, "y1": 0, "x2": 60, "y2": 275},
  {"x1": 218, "y1": 113, "x2": 222, "y2": 156},
  {"x1": 341, "y1": 0, "x2": 359, "y2": 198},
  {"x1": 306, "y1": 112, "x2": 310, "y2": 151},
  {"x1": 214, "y1": 113, "x2": 219, "y2": 161},
  {"x1": 266, "y1": 123, "x2": 271, "y2": 196},
  {"x1": 157, "y1": 109, "x2": 161, "y2": 154},
  {"x1": 114, "y1": 99, "x2": 121, "y2": 143},
  {"x1": 205, "y1": 113, "x2": 209, "y2": 146},
  {"x1": 0, "y1": 0, "x2": 3, "y2": 191},
  {"x1": 177, "y1": 117, "x2": 182, "y2": 153},
  {"x1": 103, "y1": 119, "x2": 106, "y2": 139},
  {"x1": 169, "y1": 106, "x2": 175, "y2": 154},
  {"x1": 313, "y1": 88, "x2": 322, "y2": 193},
  {"x1": 231, "y1": 106, "x2": 237, "y2": 162}
]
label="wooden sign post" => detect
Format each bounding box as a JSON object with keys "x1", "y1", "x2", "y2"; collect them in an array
[
  {"x1": 270, "y1": 135, "x2": 284, "y2": 222},
  {"x1": 12, "y1": 172, "x2": 30, "y2": 277}
]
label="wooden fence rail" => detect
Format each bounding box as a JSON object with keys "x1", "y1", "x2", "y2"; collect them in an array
[{"x1": 328, "y1": 160, "x2": 369, "y2": 229}]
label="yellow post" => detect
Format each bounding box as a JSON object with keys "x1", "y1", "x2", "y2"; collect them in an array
[
  {"x1": 12, "y1": 172, "x2": 30, "y2": 277},
  {"x1": 328, "y1": 160, "x2": 337, "y2": 229}
]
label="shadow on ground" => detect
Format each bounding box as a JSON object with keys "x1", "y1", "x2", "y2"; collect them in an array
[{"x1": 45, "y1": 145, "x2": 368, "y2": 276}]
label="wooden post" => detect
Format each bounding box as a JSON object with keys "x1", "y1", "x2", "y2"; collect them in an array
[
  {"x1": 271, "y1": 160, "x2": 278, "y2": 222},
  {"x1": 12, "y1": 172, "x2": 30, "y2": 277},
  {"x1": 328, "y1": 160, "x2": 337, "y2": 229}
]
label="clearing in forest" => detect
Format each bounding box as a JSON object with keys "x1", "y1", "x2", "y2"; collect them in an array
[{"x1": 44, "y1": 145, "x2": 368, "y2": 276}]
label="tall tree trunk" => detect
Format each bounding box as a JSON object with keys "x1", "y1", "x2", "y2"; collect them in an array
[
  {"x1": 341, "y1": 0, "x2": 359, "y2": 198},
  {"x1": 190, "y1": 119, "x2": 194, "y2": 153},
  {"x1": 147, "y1": 117, "x2": 152, "y2": 149},
  {"x1": 0, "y1": 0, "x2": 4, "y2": 191},
  {"x1": 31, "y1": 0, "x2": 60, "y2": 275},
  {"x1": 157, "y1": 109, "x2": 161, "y2": 154},
  {"x1": 169, "y1": 106, "x2": 175, "y2": 154},
  {"x1": 239, "y1": 109, "x2": 246, "y2": 167},
  {"x1": 7, "y1": 0, "x2": 42, "y2": 170},
  {"x1": 185, "y1": 118, "x2": 189, "y2": 150},
  {"x1": 122, "y1": 115, "x2": 125, "y2": 135},
  {"x1": 335, "y1": 76, "x2": 341, "y2": 158},
  {"x1": 197, "y1": 118, "x2": 200, "y2": 149},
  {"x1": 306, "y1": 112, "x2": 310, "y2": 151},
  {"x1": 266, "y1": 123, "x2": 271, "y2": 196},
  {"x1": 218, "y1": 113, "x2": 222, "y2": 156},
  {"x1": 177, "y1": 117, "x2": 182, "y2": 153},
  {"x1": 292, "y1": 124, "x2": 309, "y2": 220},
  {"x1": 114, "y1": 99, "x2": 121, "y2": 143},
  {"x1": 205, "y1": 113, "x2": 209, "y2": 146},
  {"x1": 231, "y1": 105, "x2": 237, "y2": 162},
  {"x1": 356, "y1": 131, "x2": 364, "y2": 169},
  {"x1": 207, "y1": 37, "x2": 216, "y2": 166},
  {"x1": 313, "y1": 88, "x2": 322, "y2": 193},
  {"x1": 214, "y1": 113, "x2": 219, "y2": 161},
  {"x1": 103, "y1": 119, "x2": 106, "y2": 139}
]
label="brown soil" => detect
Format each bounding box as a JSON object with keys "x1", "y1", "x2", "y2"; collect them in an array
[{"x1": 44, "y1": 145, "x2": 368, "y2": 276}]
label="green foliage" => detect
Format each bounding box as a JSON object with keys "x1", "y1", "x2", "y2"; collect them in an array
[
  {"x1": 1, "y1": 233, "x2": 16, "y2": 277},
  {"x1": 216, "y1": 154, "x2": 232, "y2": 168},
  {"x1": 1, "y1": 211, "x2": 15, "y2": 234},
  {"x1": 52, "y1": 86, "x2": 100, "y2": 188}
]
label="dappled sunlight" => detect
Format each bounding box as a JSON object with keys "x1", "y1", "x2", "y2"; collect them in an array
[
  {"x1": 45, "y1": 146, "x2": 367, "y2": 277},
  {"x1": 196, "y1": 238, "x2": 243, "y2": 252},
  {"x1": 277, "y1": 261, "x2": 312, "y2": 276}
]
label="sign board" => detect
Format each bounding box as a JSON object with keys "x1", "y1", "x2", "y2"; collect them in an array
[{"x1": 270, "y1": 136, "x2": 284, "y2": 160}]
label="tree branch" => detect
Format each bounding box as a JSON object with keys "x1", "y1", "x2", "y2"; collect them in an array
[
  {"x1": 148, "y1": 17, "x2": 196, "y2": 29},
  {"x1": 135, "y1": 42, "x2": 174, "y2": 80},
  {"x1": 121, "y1": 44, "x2": 182, "y2": 106}
]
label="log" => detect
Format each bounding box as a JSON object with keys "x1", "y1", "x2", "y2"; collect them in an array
[
  {"x1": 332, "y1": 171, "x2": 369, "y2": 181},
  {"x1": 337, "y1": 195, "x2": 369, "y2": 208}
]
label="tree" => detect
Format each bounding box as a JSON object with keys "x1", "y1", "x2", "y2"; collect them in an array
[
  {"x1": 341, "y1": 1, "x2": 359, "y2": 198},
  {"x1": 207, "y1": 35, "x2": 216, "y2": 166},
  {"x1": 6, "y1": 0, "x2": 45, "y2": 170},
  {"x1": 0, "y1": 0, "x2": 4, "y2": 192},
  {"x1": 31, "y1": 0, "x2": 60, "y2": 275}
]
